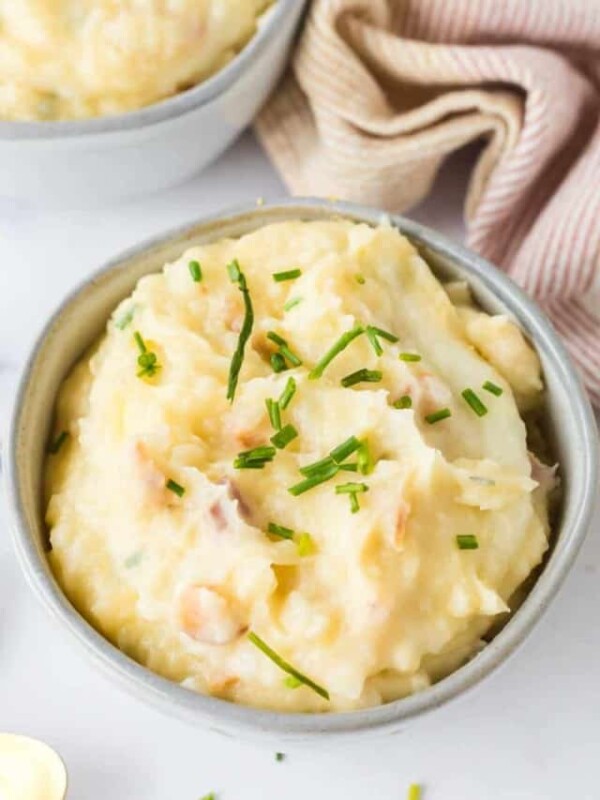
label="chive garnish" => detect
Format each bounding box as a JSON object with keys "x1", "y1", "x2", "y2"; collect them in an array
[
  {"x1": 268, "y1": 332, "x2": 303, "y2": 368},
  {"x1": 289, "y1": 462, "x2": 339, "y2": 495},
  {"x1": 279, "y1": 377, "x2": 296, "y2": 410},
  {"x1": 188, "y1": 260, "x2": 202, "y2": 282},
  {"x1": 355, "y1": 274, "x2": 366, "y2": 285},
  {"x1": 273, "y1": 269, "x2": 302, "y2": 282},
  {"x1": 425, "y1": 408, "x2": 451, "y2": 424},
  {"x1": 407, "y1": 785, "x2": 422, "y2": 800},
  {"x1": 469, "y1": 475, "x2": 496, "y2": 486},
  {"x1": 339, "y1": 462, "x2": 359, "y2": 472},
  {"x1": 266, "y1": 398, "x2": 282, "y2": 430},
  {"x1": 357, "y1": 440, "x2": 373, "y2": 475},
  {"x1": 226, "y1": 260, "x2": 254, "y2": 402},
  {"x1": 284, "y1": 297, "x2": 303, "y2": 312},
  {"x1": 341, "y1": 368, "x2": 382, "y2": 388},
  {"x1": 456, "y1": 534, "x2": 479, "y2": 550},
  {"x1": 393, "y1": 395, "x2": 412, "y2": 409},
  {"x1": 234, "y1": 445, "x2": 276, "y2": 469},
  {"x1": 267, "y1": 331, "x2": 287, "y2": 348},
  {"x1": 247, "y1": 631, "x2": 330, "y2": 700},
  {"x1": 115, "y1": 305, "x2": 136, "y2": 330},
  {"x1": 166, "y1": 479, "x2": 185, "y2": 497},
  {"x1": 296, "y1": 532, "x2": 315, "y2": 557},
  {"x1": 335, "y1": 482, "x2": 369, "y2": 513},
  {"x1": 270, "y1": 353, "x2": 288, "y2": 373},
  {"x1": 200, "y1": 794, "x2": 215, "y2": 800},
  {"x1": 48, "y1": 430, "x2": 69, "y2": 454},
  {"x1": 276, "y1": 752, "x2": 286, "y2": 762},
  {"x1": 309, "y1": 325, "x2": 365, "y2": 380},
  {"x1": 366, "y1": 325, "x2": 399, "y2": 356},
  {"x1": 370, "y1": 327, "x2": 398, "y2": 343},
  {"x1": 483, "y1": 380, "x2": 503, "y2": 397},
  {"x1": 268, "y1": 522, "x2": 295, "y2": 540},
  {"x1": 285, "y1": 676, "x2": 302, "y2": 689},
  {"x1": 124, "y1": 551, "x2": 143, "y2": 569},
  {"x1": 330, "y1": 436, "x2": 361, "y2": 463},
  {"x1": 299, "y1": 455, "x2": 336, "y2": 477},
  {"x1": 461, "y1": 388, "x2": 488, "y2": 417},
  {"x1": 133, "y1": 331, "x2": 161, "y2": 378},
  {"x1": 399, "y1": 352, "x2": 421, "y2": 362},
  {"x1": 271, "y1": 424, "x2": 298, "y2": 450}
]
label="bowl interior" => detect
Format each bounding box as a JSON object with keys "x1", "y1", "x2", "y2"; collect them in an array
[{"x1": 7, "y1": 201, "x2": 597, "y2": 739}]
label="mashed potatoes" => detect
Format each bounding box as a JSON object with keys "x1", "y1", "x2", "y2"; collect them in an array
[
  {"x1": 0, "y1": 0, "x2": 272, "y2": 121},
  {"x1": 45, "y1": 220, "x2": 554, "y2": 712}
]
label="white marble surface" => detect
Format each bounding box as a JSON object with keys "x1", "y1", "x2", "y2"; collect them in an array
[{"x1": 0, "y1": 132, "x2": 598, "y2": 800}]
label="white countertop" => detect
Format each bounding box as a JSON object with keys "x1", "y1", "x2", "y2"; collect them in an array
[{"x1": 0, "y1": 133, "x2": 598, "y2": 800}]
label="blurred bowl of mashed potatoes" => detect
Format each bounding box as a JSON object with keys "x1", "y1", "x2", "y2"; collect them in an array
[
  {"x1": 0, "y1": 0, "x2": 306, "y2": 204},
  {"x1": 5, "y1": 200, "x2": 597, "y2": 740}
]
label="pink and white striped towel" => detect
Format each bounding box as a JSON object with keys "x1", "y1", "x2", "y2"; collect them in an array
[{"x1": 256, "y1": 0, "x2": 600, "y2": 405}]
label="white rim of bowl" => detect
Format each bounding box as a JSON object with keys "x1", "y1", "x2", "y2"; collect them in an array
[
  {"x1": 5, "y1": 199, "x2": 598, "y2": 737},
  {"x1": 0, "y1": 0, "x2": 302, "y2": 141}
]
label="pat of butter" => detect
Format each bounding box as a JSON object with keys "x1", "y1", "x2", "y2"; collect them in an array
[{"x1": 0, "y1": 735, "x2": 67, "y2": 800}]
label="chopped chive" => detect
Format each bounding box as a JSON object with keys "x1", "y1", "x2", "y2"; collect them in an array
[
  {"x1": 166, "y1": 479, "x2": 185, "y2": 497},
  {"x1": 284, "y1": 297, "x2": 303, "y2": 312},
  {"x1": 123, "y1": 551, "x2": 143, "y2": 569},
  {"x1": 226, "y1": 260, "x2": 254, "y2": 402},
  {"x1": 237, "y1": 445, "x2": 277, "y2": 460},
  {"x1": 335, "y1": 482, "x2": 369, "y2": 494},
  {"x1": 275, "y1": 752, "x2": 286, "y2": 762},
  {"x1": 299, "y1": 456, "x2": 336, "y2": 477},
  {"x1": 133, "y1": 330, "x2": 146, "y2": 354},
  {"x1": 309, "y1": 326, "x2": 365, "y2": 380},
  {"x1": 399, "y1": 352, "x2": 421, "y2": 362},
  {"x1": 469, "y1": 475, "x2": 496, "y2": 486},
  {"x1": 279, "y1": 377, "x2": 296, "y2": 410},
  {"x1": 330, "y1": 436, "x2": 361, "y2": 463},
  {"x1": 267, "y1": 331, "x2": 288, "y2": 348},
  {"x1": 456, "y1": 534, "x2": 479, "y2": 550},
  {"x1": 461, "y1": 388, "x2": 488, "y2": 417},
  {"x1": 393, "y1": 395, "x2": 412, "y2": 409},
  {"x1": 366, "y1": 327, "x2": 383, "y2": 356},
  {"x1": 296, "y1": 532, "x2": 315, "y2": 557},
  {"x1": 188, "y1": 260, "x2": 202, "y2": 282},
  {"x1": 279, "y1": 345, "x2": 303, "y2": 367},
  {"x1": 285, "y1": 675, "x2": 302, "y2": 689},
  {"x1": 349, "y1": 493, "x2": 360, "y2": 513},
  {"x1": 48, "y1": 430, "x2": 69, "y2": 454},
  {"x1": 369, "y1": 326, "x2": 398, "y2": 343},
  {"x1": 271, "y1": 424, "x2": 298, "y2": 450},
  {"x1": 339, "y1": 462, "x2": 359, "y2": 472},
  {"x1": 355, "y1": 273, "x2": 366, "y2": 285},
  {"x1": 425, "y1": 408, "x2": 451, "y2": 424},
  {"x1": 483, "y1": 380, "x2": 503, "y2": 397},
  {"x1": 268, "y1": 522, "x2": 295, "y2": 540},
  {"x1": 407, "y1": 785, "x2": 422, "y2": 800},
  {"x1": 234, "y1": 445, "x2": 276, "y2": 469},
  {"x1": 200, "y1": 794, "x2": 215, "y2": 800},
  {"x1": 265, "y1": 398, "x2": 282, "y2": 430},
  {"x1": 248, "y1": 631, "x2": 329, "y2": 700},
  {"x1": 270, "y1": 353, "x2": 288, "y2": 373},
  {"x1": 289, "y1": 463, "x2": 339, "y2": 496},
  {"x1": 341, "y1": 368, "x2": 382, "y2": 388},
  {"x1": 232, "y1": 459, "x2": 269, "y2": 470},
  {"x1": 357, "y1": 440, "x2": 373, "y2": 475},
  {"x1": 273, "y1": 269, "x2": 302, "y2": 282},
  {"x1": 115, "y1": 305, "x2": 136, "y2": 330}
]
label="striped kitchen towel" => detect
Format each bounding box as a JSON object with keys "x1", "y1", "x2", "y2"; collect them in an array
[{"x1": 256, "y1": 0, "x2": 600, "y2": 405}]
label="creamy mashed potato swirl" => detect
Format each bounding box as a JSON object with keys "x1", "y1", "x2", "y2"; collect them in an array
[
  {"x1": 45, "y1": 220, "x2": 553, "y2": 712},
  {"x1": 0, "y1": 0, "x2": 272, "y2": 121}
]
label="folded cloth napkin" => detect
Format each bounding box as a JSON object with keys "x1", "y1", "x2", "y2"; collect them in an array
[{"x1": 256, "y1": 0, "x2": 600, "y2": 405}]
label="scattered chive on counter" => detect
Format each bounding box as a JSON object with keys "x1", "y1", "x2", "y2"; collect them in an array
[
  {"x1": 425, "y1": 408, "x2": 451, "y2": 424},
  {"x1": 284, "y1": 296, "x2": 303, "y2": 312},
  {"x1": 461, "y1": 388, "x2": 488, "y2": 417},
  {"x1": 275, "y1": 752, "x2": 286, "y2": 762},
  {"x1": 407, "y1": 784, "x2": 422, "y2": 800},
  {"x1": 199, "y1": 794, "x2": 216, "y2": 800},
  {"x1": 393, "y1": 395, "x2": 413, "y2": 409},
  {"x1": 456, "y1": 534, "x2": 479, "y2": 550},
  {"x1": 48, "y1": 430, "x2": 69, "y2": 455},
  {"x1": 226, "y1": 259, "x2": 253, "y2": 402},
  {"x1": 309, "y1": 325, "x2": 364, "y2": 379},
  {"x1": 483, "y1": 380, "x2": 503, "y2": 396},
  {"x1": 188, "y1": 259, "x2": 202, "y2": 282},
  {"x1": 399, "y1": 352, "x2": 421, "y2": 362},
  {"x1": 165, "y1": 479, "x2": 185, "y2": 497},
  {"x1": 271, "y1": 423, "x2": 298, "y2": 450},
  {"x1": 273, "y1": 268, "x2": 302, "y2": 282},
  {"x1": 341, "y1": 368, "x2": 382, "y2": 387},
  {"x1": 247, "y1": 631, "x2": 330, "y2": 700}
]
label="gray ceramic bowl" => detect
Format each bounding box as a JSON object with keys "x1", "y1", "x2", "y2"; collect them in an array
[
  {"x1": 5, "y1": 200, "x2": 598, "y2": 741},
  {"x1": 0, "y1": 0, "x2": 307, "y2": 205}
]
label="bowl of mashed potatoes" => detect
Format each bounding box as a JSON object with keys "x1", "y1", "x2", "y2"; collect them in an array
[
  {"x1": 5, "y1": 200, "x2": 597, "y2": 739},
  {"x1": 0, "y1": 0, "x2": 306, "y2": 204}
]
